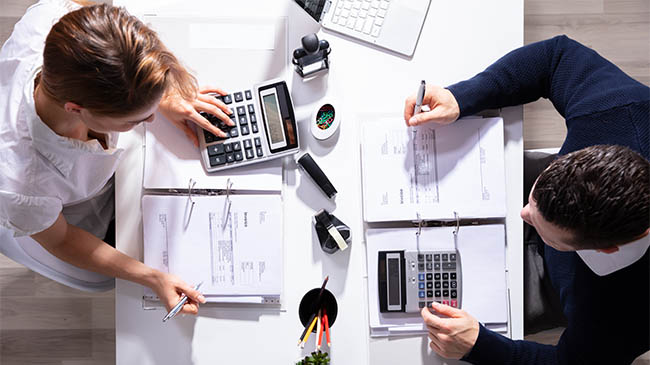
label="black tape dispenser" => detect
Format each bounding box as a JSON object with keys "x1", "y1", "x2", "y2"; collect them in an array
[{"x1": 313, "y1": 209, "x2": 351, "y2": 254}]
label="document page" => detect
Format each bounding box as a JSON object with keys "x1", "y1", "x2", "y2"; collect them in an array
[
  {"x1": 360, "y1": 116, "x2": 506, "y2": 222},
  {"x1": 143, "y1": 194, "x2": 282, "y2": 297}
]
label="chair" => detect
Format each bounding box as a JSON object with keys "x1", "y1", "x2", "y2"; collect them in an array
[{"x1": 0, "y1": 226, "x2": 114, "y2": 292}]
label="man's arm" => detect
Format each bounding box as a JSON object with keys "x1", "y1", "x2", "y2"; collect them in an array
[{"x1": 31, "y1": 213, "x2": 206, "y2": 313}]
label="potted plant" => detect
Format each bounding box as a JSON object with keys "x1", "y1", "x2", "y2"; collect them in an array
[{"x1": 296, "y1": 350, "x2": 330, "y2": 365}]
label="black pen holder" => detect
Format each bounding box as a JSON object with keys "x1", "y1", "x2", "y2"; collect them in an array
[{"x1": 298, "y1": 288, "x2": 338, "y2": 332}]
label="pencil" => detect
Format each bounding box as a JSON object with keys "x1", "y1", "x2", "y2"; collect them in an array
[
  {"x1": 323, "y1": 308, "x2": 331, "y2": 347},
  {"x1": 300, "y1": 315, "x2": 319, "y2": 348},
  {"x1": 297, "y1": 276, "x2": 330, "y2": 345},
  {"x1": 297, "y1": 312, "x2": 317, "y2": 346},
  {"x1": 317, "y1": 310, "x2": 322, "y2": 350}
]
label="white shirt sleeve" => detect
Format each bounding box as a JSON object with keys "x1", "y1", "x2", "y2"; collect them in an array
[{"x1": 0, "y1": 191, "x2": 62, "y2": 237}]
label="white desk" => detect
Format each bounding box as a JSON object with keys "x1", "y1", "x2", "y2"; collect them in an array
[{"x1": 114, "y1": 1, "x2": 523, "y2": 363}]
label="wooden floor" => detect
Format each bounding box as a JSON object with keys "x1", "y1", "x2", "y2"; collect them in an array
[{"x1": 0, "y1": 0, "x2": 648, "y2": 364}]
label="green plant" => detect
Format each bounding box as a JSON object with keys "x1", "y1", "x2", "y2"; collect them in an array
[{"x1": 296, "y1": 350, "x2": 330, "y2": 365}]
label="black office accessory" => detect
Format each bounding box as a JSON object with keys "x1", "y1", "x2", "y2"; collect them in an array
[
  {"x1": 314, "y1": 209, "x2": 350, "y2": 253},
  {"x1": 299, "y1": 287, "x2": 338, "y2": 332},
  {"x1": 292, "y1": 33, "x2": 330, "y2": 78},
  {"x1": 378, "y1": 249, "x2": 462, "y2": 313},
  {"x1": 297, "y1": 153, "x2": 337, "y2": 199},
  {"x1": 197, "y1": 79, "x2": 300, "y2": 173}
]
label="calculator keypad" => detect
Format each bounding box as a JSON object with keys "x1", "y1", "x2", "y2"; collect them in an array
[
  {"x1": 406, "y1": 250, "x2": 461, "y2": 312},
  {"x1": 199, "y1": 89, "x2": 265, "y2": 169}
]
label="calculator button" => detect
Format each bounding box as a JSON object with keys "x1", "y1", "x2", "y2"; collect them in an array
[
  {"x1": 418, "y1": 291, "x2": 425, "y2": 298},
  {"x1": 234, "y1": 92, "x2": 243, "y2": 102},
  {"x1": 245, "y1": 149, "x2": 255, "y2": 160},
  {"x1": 443, "y1": 262, "x2": 457, "y2": 270},
  {"x1": 426, "y1": 282, "x2": 433, "y2": 289},
  {"x1": 222, "y1": 94, "x2": 232, "y2": 104},
  {"x1": 418, "y1": 282, "x2": 425, "y2": 290},
  {"x1": 426, "y1": 262, "x2": 432, "y2": 270},
  {"x1": 434, "y1": 263, "x2": 441, "y2": 270},
  {"x1": 232, "y1": 141, "x2": 241, "y2": 151},
  {"x1": 418, "y1": 274, "x2": 425, "y2": 281},
  {"x1": 426, "y1": 273, "x2": 432, "y2": 281},
  {"x1": 250, "y1": 113, "x2": 257, "y2": 123},
  {"x1": 450, "y1": 254, "x2": 456, "y2": 261},
  {"x1": 442, "y1": 300, "x2": 449, "y2": 306},
  {"x1": 442, "y1": 254, "x2": 448, "y2": 261},
  {"x1": 426, "y1": 290, "x2": 433, "y2": 298},
  {"x1": 442, "y1": 282, "x2": 449, "y2": 289},
  {"x1": 443, "y1": 290, "x2": 449, "y2": 297},
  {"x1": 209, "y1": 154, "x2": 226, "y2": 167},
  {"x1": 247, "y1": 104, "x2": 255, "y2": 114},
  {"x1": 256, "y1": 147, "x2": 264, "y2": 157},
  {"x1": 451, "y1": 281, "x2": 457, "y2": 289},
  {"x1": 236, "y1": 106, "x2": 246, "y2": 116},
  {"x1": 426, "y1": 301, "x2": 432, "y2": 307},
  {"x1": 241, "y1": 125, "x2": 250, "y2": 135},
  {"x1": 434, "y1": 273, "x2": 441, "y2": 280},
  {"x1": 229, "y1": 128, "x2": 239, "y2": 138},
  {"x1": 245, "y1": 90, "x2": 252, "y2": 100},
  {"x1": 442, "y1": 273, "x2": 449, "y2": 280},
  {"x1": 425, "y1": 254, "x2": 432, "y2": 262},
  {"x1": 433, "y1": 254, "x2": 440, "y2": 261},
  {"x1": 254, "y1": 137, "x2": 262, "y2": 147},
  {"x1": 207, "y1": 143, "x2": 225, "y2": 156},
  {"x1": 434, "y1": 290, "x2": 441, "y2": 297},
  {"x1": 418, "y1": 254, "x2": 424, "y2": 262},
  {"x1": 418, "y1": 302, "x2": 425, "y2": 309},
  {"x1": 234, "y1": 151, "x2": 244, "y2": 161},
  {"x1": 224, "y1": 143, "x2": 233, "y2": 153},
  {"x1": 434, "y1": 282, "x2": 441, "y2": 289},
  {"x1": 451, "y1": 300, "x2": 458, "y2": 308},
  {"x1": 239, "y1": 116, "x2": 248, "y2": 126},
  {"x1": 226, "y1": 153, "x2": 235, "y2": 163},
  {"x1": 450, "y1": 273, "x2": 457, "y2": 280},
  {"x1": 243, "y1": 139, "x2": 253, "y2": 149},
  {"x1": 451, "y1": 290, "x2": 457, "y2": 298},
  {"x1": 204, "y1": 130, "x2": 216, "y2": 143},
  {"x1": 251, "y1": 123, "x2": 259, "y2": 133}
]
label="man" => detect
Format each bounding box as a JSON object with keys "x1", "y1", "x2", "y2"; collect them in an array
[{"x1": 403, "y1": 35, "x2": 649, "y2": 364}]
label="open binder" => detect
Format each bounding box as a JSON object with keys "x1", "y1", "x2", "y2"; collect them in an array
[
  {"x1": 141, "y1": 120, "x2": 285, "y2": 308},
  {"x1": 359, "y1": 115, "x2": 511, "y2": 336}
]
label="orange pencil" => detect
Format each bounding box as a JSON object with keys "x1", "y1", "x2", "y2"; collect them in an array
[{"x1": 323, "y1": 308, "x2": 331, "y2": 347}]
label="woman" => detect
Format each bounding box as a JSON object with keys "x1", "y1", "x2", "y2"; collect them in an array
[{"x1": 0, "y1": 1, "x2": 232, "y2": 314}]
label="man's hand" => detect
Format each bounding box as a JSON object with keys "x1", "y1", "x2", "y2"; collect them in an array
[
  {"x1": 159, "y1": 86, "x2": 234, "y2": 147},
  {"x1": 151, "y1": 272, "x2": 207, "y2": 315},
  {"x1": 421, "y1": 301, "x2": 480, "y2": 359},
  {"x1": 404, "y1": 85, "x2": 460, "y2": 127}
]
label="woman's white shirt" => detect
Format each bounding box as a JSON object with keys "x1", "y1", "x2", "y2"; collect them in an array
[{"x1": 0, "y1": 0, "x2": 123, "y2": 238}]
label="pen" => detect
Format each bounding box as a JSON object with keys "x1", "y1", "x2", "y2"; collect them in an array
[
  {"x1": 162, "y1": 281, "x2": 203, "y2": 322},
  {"x1": 414, "y1": 80, "x2": 426, "y2": 115}
]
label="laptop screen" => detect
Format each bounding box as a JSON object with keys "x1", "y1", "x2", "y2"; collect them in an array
[{"x1": 294, "y1": 0, "x2": 327, "y2": 22}]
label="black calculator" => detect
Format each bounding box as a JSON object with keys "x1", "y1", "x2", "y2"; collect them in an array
[
  {"x1": 197, "y1": 79, "x2": 300, "y2": 173},
  {"x1": 378, "y1": 250, "x2": 462, "y2": 313}
]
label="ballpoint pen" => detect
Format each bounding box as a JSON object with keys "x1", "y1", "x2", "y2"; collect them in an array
[
  {"x1": 414, "y1": 80, "x2": 426, "y2": 115},
  {"x1": 162, "y1": 281, "x2": 203, "y2": 322}
]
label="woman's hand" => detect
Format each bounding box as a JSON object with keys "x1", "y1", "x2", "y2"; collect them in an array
[
  {"x1": 421, "y1": 301, "x2": 480, "y2": 359},
  {"x1": 150, "y1": 272, "x2": 206, "y2": 315},
  {"x1": 159, "y1": 86, "x2": 234, "y2": 147},
  {"x1": 404, "y1": 85, "x2": 460, "y2": 127}
]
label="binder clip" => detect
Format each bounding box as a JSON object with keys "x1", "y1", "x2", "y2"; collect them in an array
[
  {"x1": 292, "y1": 33, "x2": 330, "y2": 78},
  {"x1": 314, "y1": 209, "x2": 350, "y2": 254}
]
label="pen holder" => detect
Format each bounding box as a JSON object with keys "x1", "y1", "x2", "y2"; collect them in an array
[{"x1": 298, "y1": 288, "x2": 338, "y2": 332}]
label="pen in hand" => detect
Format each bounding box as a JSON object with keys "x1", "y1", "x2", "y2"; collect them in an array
[
  {"x1": 413, "y1": 80, "x2": 426, "y2": 115},
  {"x1": 162, "y1": 281, "x2": 203, "y2": 322}
]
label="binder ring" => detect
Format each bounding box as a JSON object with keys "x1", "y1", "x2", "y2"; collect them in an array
[{"x1": 453, "y1": 211, "x2": 460, "y2": 236}]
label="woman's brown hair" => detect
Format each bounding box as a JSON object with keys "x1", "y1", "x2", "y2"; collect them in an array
[{"x1": 40, "y1": 3, "x2": 196, "y2": 116}]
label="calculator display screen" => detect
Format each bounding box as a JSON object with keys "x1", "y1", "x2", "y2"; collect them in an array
[
  {"x1": 262, "y1": 91, "x2": 287, "y2": 149},
  {"x1": 388, "y1": 258, "x2": 400, "y2": 306}
]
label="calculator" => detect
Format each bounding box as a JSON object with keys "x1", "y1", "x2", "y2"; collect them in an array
[
  {"x1": 197, "y1": 79, "x2": 300, "y2": 173},
  {"x1": 378, "y1": 250, "x2": 462, "y2": 313}
]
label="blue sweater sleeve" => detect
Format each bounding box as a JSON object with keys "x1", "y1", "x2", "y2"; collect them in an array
[
  {"x1": 462, "y1": 325, "x2": 559, "y2": 365},
  {"x1": 446, "y1": 35, "x2": 649, "y2": 120}
]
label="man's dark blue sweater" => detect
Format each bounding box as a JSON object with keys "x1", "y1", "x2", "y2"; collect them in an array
[{"x1": 445, "y1": 35, "x2": 650, "y2": 364}]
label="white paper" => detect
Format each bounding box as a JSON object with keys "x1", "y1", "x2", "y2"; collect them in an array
[
  {"x1": 189, "y1": 23, "x2": 275, "y2": 50},
  {"x1": 143, "y1": 115, "x2": 282, "y2": 191},
  {"x1": 365, "y1": 225, "x2": 508, "y2": 335},
  {"x1": 142, "y1": 194, "x2": 282, "y2": 296},
  {"x1": 360, "y1": 116, "x2": 506, "y2": 222}
]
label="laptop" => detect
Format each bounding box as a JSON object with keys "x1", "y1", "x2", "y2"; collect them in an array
[{"x1": 294, "y1": 0, "x2": 431, "y2": 57}]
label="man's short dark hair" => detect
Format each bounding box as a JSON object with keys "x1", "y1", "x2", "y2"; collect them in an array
[{"x1": 532, "y1": 145, "x2": 649, "y2": 250}]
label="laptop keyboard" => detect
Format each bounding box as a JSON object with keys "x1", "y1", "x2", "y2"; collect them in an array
[{"x1": 330, "y1": 0, "x2": 391, "y2": 38}]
